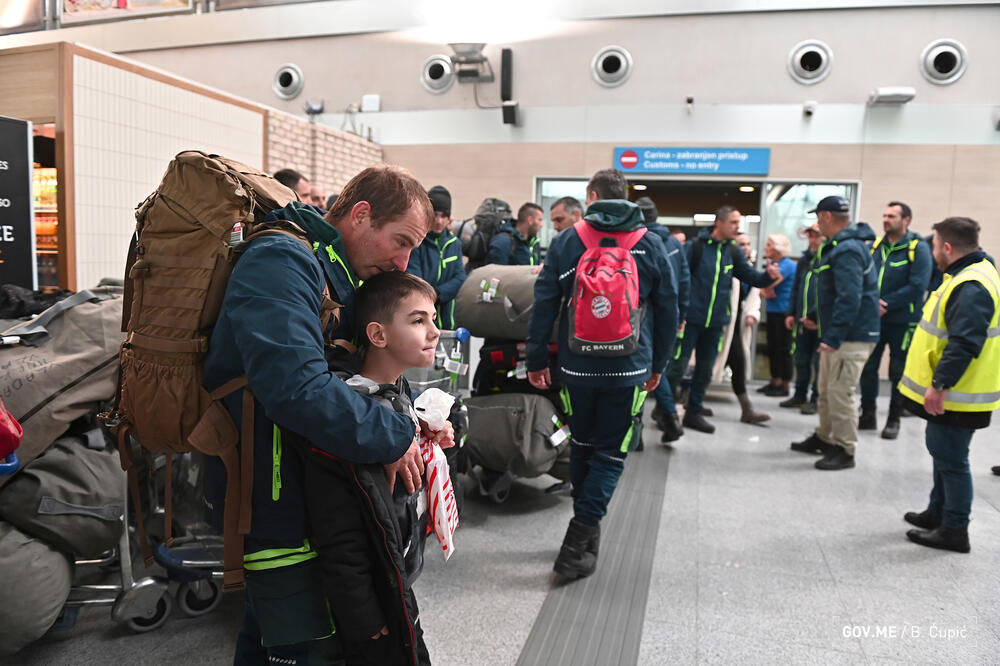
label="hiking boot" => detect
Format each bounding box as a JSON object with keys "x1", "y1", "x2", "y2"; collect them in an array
[
  {"x1": 585, "y1": 522, "x2": 601, "y2": 558},
  {"x1": 651, "y1": 406, "x2": 669, "y2": 431},
  {"x1": 993, "y1": 466, "x2": 1000, "y2": 476},
  {"x1": 858, "y1": 402, "x2": 877, "y2": 430},
  {"x1": 660, "y1": 412, "x2": 684, "y2": 443},
  {"x1": 698, "y1": 407, "x2": 714, "y2": 417},
  {"x1": 904, "y1": 509, "x2": 942, "y2": 530},
  {"x1": 682, "y1": 411, "x2": 715, "y2": 434},
  {"x1": 790, "y1": 433, "x2": 827, "y2": 454},
  {"x1": 554, "y1": 519, "x2": 599, "y2": 579},
  {"x1": 779, "y1": 396, "x2": 806, "y2": 409},
  {"x1": 737, "y1": 393, "x2": 770, "y2": 424},
  {"x1": 815, "y1": 446, "x2": 855, "y2": 470},
  {"x1": 881, "y1": 418, "x2": 900, "y2": 440},
  {"x1": 756, "y1": 381, "x2": 778, "y2": 394},
  {"x1": 906, "y1": 526, "x2": 970, "y2": 554},
  {"x1": 800, "y1": 401, "x2": 818, "y2": 415}
]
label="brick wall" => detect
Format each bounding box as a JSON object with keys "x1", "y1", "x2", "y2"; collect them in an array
[{"x1": 266, "y1": 110, "x2": 383, "y2": 199}]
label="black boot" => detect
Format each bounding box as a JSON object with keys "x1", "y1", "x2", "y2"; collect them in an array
[
  {"x1": 790, "y1": 433, "x2": 827, "y2": 454},
  {"x1": 682, "y1": 410, "x2": 715, "y2": 434},
  {"x1": 906, "y1": 525, "x2": 970, "y2": 553},
  {"x1": 993, "y1": 466, "x2": 1000, "y2": 476},
  {"x1": 660, "y1": 413, "x2": 684, "y2": 443},
  {"x1": 554, "y1": 519, "x2": 599, "y2": 579},
  {"x1": 904, "y1": 509, "x2": 942, "y2": 530},
  {"x1": 881, "y1": 404, "x2": 901, "y2": 440},
  {"x1": 858, "y1": 402, "x2": 877, "y2": 430},
  {"x1": 586, "y1": 522, "x2": 601, "y2": 558},
  {"x1": 815, "y1": 446, "x2": 855, "y2": 470}
]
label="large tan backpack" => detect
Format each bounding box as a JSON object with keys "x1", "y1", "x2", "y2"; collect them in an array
[{"x1": 100, "y1": 151, "x2": 336, "y2": 591}]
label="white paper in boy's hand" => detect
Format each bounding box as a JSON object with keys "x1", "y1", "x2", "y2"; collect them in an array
[{"x1": 413, "y1": 388, "x2": 455, "y2": 431}]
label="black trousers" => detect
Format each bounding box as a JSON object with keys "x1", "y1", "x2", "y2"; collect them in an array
[{"x1": 765, "y1": 313, "x2": 793, "y2": 381}]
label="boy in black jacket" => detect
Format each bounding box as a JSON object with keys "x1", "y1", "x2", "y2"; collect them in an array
[{"x1": 304, "y1": 271, "x2": 454, "y2": 666}]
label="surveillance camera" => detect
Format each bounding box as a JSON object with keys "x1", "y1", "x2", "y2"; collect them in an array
[
  {"x1": 803, "y1": 100, "x2": 817, "y2": 117},
  {"x1": 304, "y1": 100, "x2": 324, "y2": 115}
]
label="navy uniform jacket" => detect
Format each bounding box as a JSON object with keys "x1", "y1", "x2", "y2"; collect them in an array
[
  {"x1": 645, "y1": 222, "x2": 690, "y2": 323},
  {"x1": 685, "y1": 229, "x2": 773, "y2": 329},
  {"x1": 813, "y1": 223, "x2": 881, "y2": 349},
  {"x1": 203, "y1": 203, "x2": 414, "y2": 542},
  {"x1": 406, "y1": 229, "x2": 466, "y2": 329},
  {"x1": 870, "y1": 230, "x2": 932, "y2": 326},
  {"x1": 789, "y1": 249, "x2": 818, "y2": 322},
  {"x1": 486, "y1": 222, "x2": 542, "y2": 266},
  {"x1": 526, "y1": 200, "x2": 678, "y2": 388}
]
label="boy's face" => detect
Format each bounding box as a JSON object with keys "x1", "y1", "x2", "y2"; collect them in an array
[{"x1": 376, "y1": 292, "x2": 440, "y2": 368}]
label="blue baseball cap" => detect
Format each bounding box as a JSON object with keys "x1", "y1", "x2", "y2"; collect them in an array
[{"x1": 808, "y1": 195, "x2": 850, "y2": 214}]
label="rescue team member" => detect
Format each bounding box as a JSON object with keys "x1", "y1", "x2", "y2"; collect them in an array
[
  {"x1": 203, "y1": 166, "x2": 454, "y2": 665},
  {"x1": 406, "y1": 185, "x2": 467, "y2": 329},
  {"x1": 660, "y1": 206, "x2": 781, "y2": 437},
  {"x1": 790, "y1": 196, "x2": 879, "y2": 471},
  {"x1": 858, "y1": 201, "x2": 932, "y2": 440},
  {"x1": 527, "y1": 168, "x2": 678, "y2": 579},
  {"x1": 550, "y1": 196, "x2": 584, "y2": 233},
  {"x1": 781, "y1": 222, "x2": 825, "y2": 414},
  {"x1": 900, "y1": 217, "x2": 1000, "y2": 553},
  {"x1": 486, "y1": 202, "x2": 544, "y2": 266},
  {"x1": 635, "y1": 196, "x2": 691, "y2": 443}
]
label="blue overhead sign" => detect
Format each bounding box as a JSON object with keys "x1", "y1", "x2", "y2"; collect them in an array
[{"x1": 614, "y1": 147, "x2": 771, "y2": 175}]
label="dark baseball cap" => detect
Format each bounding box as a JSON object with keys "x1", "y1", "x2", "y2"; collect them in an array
[{"x1": 807, "y1": 195, "x2": 850, "y2": 214}]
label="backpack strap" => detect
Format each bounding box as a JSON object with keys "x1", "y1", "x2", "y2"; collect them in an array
[
  {"x1": 689, "y1": 237, "x2": 704, "y2": 275},
  {"x1": 870, "y1": 236, "x2": 882, "y2": 255},
  {"x1": 573, "y1": 220, "x2": 647, "y2": 251}
]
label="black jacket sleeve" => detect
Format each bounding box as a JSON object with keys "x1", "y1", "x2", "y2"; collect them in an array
[{"x1": 935, "y1": 281, "x2": 995, "y2": 388}]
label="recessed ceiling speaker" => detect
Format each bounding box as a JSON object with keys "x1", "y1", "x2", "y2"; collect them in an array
[
  {"x1": 421, "y1": 54, "x2": 455, "y2": 94},
  {"x1": 920, "y1": 39, "x2": 967, "y2": 85},
  {"x1": 592, "y1": 45, "x2": 633, "y2": 88},
  {"x1": 273, "y1": 63, "x2": 305, "y2": 100},
  {"x1": 787, "y1": 40, "x2": 833, "y2": 85}
]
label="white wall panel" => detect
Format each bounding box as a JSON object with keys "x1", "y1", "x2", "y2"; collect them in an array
[{"x1": 72, "y1": 54, "x2": 264, "y2": 289}]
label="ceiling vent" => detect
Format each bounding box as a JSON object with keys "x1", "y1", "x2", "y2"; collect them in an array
[
  {"x1": 592, "y1": 45, "x2": 633, "y2": 88},
  {"x1": 787, "y1": 40, "x2": 833, "y2": 85},
  {"x1": 920, "y1": 39, "x2": 967, "y2": 85},
  {"x1": 273, "y1": 64, "x2": 304, "y2": 100}
]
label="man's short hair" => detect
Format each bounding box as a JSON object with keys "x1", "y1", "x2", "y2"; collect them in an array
[
  {"x1": 586, "y1": 169, "x2": 628, "y2": 200},
  {"x1": 715, "y1": 205, "x2": 737, "y2": 223},
  {"x1": 274, "y1": 168, "x2": 306, "y2": 190},
  {"x1": 325, "y1": 193, "x2": 339, "y2": 210},
  {"x1": 326, "y1": 165, "x2": 433, "y2": 230},
  {"x1": 887, "y1": 201, "x2": 913, "y2": 220},
  {"x1": 517, "y1": 202, "x2": 544, "y2": 223},
  {"x1": 551, "y1": 196, "x2": 583, "y2": 216},
  {"x1": 634, "y1": 196, "x2": 658, "y2": 225},
  {"x1": 355, "y1": 271, "x2": 437, "y2": 347},
  {"x1": 932, "y1": 217, "x2": 980, "y2": 253}
]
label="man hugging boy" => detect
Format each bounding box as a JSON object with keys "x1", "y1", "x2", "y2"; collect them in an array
[{"x1": 304, "y1": 271, "x2": 454, "y2": 666}]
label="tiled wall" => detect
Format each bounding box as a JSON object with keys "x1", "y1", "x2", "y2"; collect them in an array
[
  {"x1": 73, "y1": 54, "x2": 265, "y2": 289},
  {"x1": 266, "y1": 110, "x2": 382, "y2": 200}
]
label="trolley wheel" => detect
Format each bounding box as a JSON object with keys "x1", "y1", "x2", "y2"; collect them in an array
[
  {"x1": 176, "y1": 579, "x2": 222, "y2": 617},
  {"x1": 125, "y1": 590, "x2": 173, "y2": 633}
]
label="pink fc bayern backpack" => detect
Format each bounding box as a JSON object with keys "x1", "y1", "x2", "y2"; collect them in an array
[{"x1": 567, "y1": 220, "x2": 647, "y2": 356}]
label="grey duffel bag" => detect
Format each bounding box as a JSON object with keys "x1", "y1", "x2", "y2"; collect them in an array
[
  {"x1": 0, "y1": 435, "x2": 125, "y2": 557},
  {"x1": 455, "y1": 264, "x2": 558, "y2": 342},
  {"x1": 463, "y1": 393, "x2": 569, "y2": 479},
  {"x1": 0, "y1": 521, "x2": 73, "y2": 656}
]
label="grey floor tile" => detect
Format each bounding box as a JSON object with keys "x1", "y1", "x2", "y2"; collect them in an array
[
  {"x1": 696, "y1": 629, "x2": 868, "y2": 665},
  {"x1": 637, "y1": 620, "x2": 697, "y2": 666}
]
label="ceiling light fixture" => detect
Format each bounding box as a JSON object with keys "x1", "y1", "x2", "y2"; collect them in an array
[
  {"x1": 739, "y1": 186, "x2": 755, "y2": 193},
  {"x1": 632, "y1": 184, "x2": 648, "y2": 191}
]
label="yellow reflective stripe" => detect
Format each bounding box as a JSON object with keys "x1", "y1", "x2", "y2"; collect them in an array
[
  {"x1": 325, "y1": 246, "x2": 357, "y2": 288},
  {"x1": 706, "y1": 245, "x2": 722, "y2": 327},
  {"x1": 620, "y1": 386, "x2": 648, "y2": 453},
  {"x1": 243, "y1": 550, "x2": 319, "y2": 571},
  {"x1": 899, "y1": 376, "x2": 1000, "y2": 406},
  {"x1": 244, "y1": 539, "x2": 315, "y2": 563},
  {"x1": 560, "y1": 386, "x2": 573, "y2": 416},
  {"x1": 442, "y1": 255, "x2": 458, "y2": 264},
  {"x1": 272, "y1": 425, "x2": 282, "y2": 502}
]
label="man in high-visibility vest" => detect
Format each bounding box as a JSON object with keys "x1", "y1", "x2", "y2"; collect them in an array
[
  {"x1": 858, "y1": 201, "x2": 932, "y2": 439},
  {"x1": 899, "y1": 216, "x2": 1000, "y2": 553}
]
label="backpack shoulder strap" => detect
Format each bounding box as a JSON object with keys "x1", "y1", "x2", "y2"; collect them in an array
[
  {"x1": 689, "y1": 237, "x2": 704, "y2": 275},
  {"x1": 908, "y1": 237, "x2": 919, "y2": 263},
  {"x1": 870, "y1": 236, "x2": 882, "y2": 255}
]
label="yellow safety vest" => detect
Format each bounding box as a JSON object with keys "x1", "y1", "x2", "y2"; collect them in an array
[{"x1": 898, "y1": 258, "x2": 1000, "y2": 412}]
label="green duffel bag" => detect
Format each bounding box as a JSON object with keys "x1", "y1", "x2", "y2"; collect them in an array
[
  {"x1": 455, "y1": 264, "x2": 559, "y2": 342},
  {"x1": 0, "y1": 521, "x2": 73, "y2": 656},
  {"x1": 463, "y1": 393, "x2": 569, "y2": 479},
  {"x1": 0, "y1": 435, "x2": 125, "y2": 557}
]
